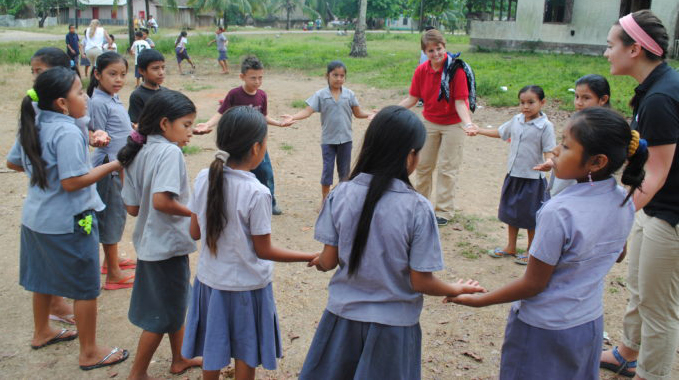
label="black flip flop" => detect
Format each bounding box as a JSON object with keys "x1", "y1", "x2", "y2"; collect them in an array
[
  {"x1": 30, "y1": 328, "x2": 78, "y2": 349},
  {"x1": 80, "y1": 347, "x2": 129, "y2": 371}
]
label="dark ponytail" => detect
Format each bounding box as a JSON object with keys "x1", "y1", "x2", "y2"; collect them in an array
[
  {"x1": 87, "y1": 51, "x2": 127, "y2": 97},
  {"x1": 117, "y1": 90, "x2": 195, "y2": 167},
  {"x1": 205, "y1": 106, "x2": 267, "y2": 255},
  {"x1": 347, "y1": 106, "x2": 426, "y2": 275},
  {"x1": 19, "y1": 67, "x2": 78, "y2": 189}
]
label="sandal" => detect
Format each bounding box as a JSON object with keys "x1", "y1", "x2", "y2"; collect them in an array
[
  {"x1": 514, "y1": 254, "x2": 529, "y2": 265},
  {"x1": 31, "y1": 328, "x2": 78, "y2": 349},
  {"x1": 80, "y1": 347, "x2": 129, "y2": 371},
  {"x1": 600, "y1": 346, "x2": 637, "y2": 378},
  {"x1": 488, "y1": 248, "x2": 515, "y2": 258},
  {"x1": 102, "y1": 274, "x2": 135, "y2": 290},
  {"x1": 101, "y1": 258, "x2": 136, "y2": 274}
]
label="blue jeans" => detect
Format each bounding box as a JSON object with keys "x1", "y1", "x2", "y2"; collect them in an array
[{"x1": 251, "y1": 151, "x2": 276, "y2": 207}]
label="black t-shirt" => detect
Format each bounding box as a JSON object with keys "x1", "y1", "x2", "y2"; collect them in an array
[
  {"x1": 128, "y1": 85, "x2": 165, "y2": 123},
  {"x1": 631, "y1": 63, "x2": 679, "y2": 226}
]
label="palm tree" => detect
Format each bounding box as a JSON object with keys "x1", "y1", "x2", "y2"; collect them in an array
[
  {"x1": 166, "y1": 0, "x2": 253, "y2": 29},
  {"x1": 349, "y1": 0, "x2": 367, "y2": 57},
  {"x1": 267, "y1": 0, "x2": 320, "y2": 30}
]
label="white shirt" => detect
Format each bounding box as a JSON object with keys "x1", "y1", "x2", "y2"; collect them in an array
[
  {"x1": 188, "y1": 166, "x2": 273, "y2": 291},
  {"x1": 177, "y1": 37, "x2": 187, "y2": 49},
  {"x1": 84, "y1": 27, "x2": 105, "y2": 50},
  {"x1": 131, "y1": 40, "x2": 150, "y2": 65},
  {"x1": 103, "y1": 42, "x2": 117, "y2": 52}
]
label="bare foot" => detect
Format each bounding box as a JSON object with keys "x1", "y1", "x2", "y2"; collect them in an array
[
  {"x1": 170, "y1": 357, "x2": 202, "y2": 375},
  {"x1": 31, "y1": 328, "x2": 78, "y2": 348},
  {"x1": 79, "y1": 346, "x2": 128, "y2": 368},
  {"x1": 105, "y1": 268, "x2": 135, "y2": 284}
]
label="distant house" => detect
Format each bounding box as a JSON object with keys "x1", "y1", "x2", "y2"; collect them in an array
[
  {"x1": 154, "y1": 0, "x2": 213, "y2": 29},
  {"x1": 67, "y1": 0, "x2": 211, "y2": 29},
  {"x1": 387, "y1": 16, "x2": 419, "y2": 31},
  {"x1": 470, "y1": 0, "x2": 679, "y2": 57}
]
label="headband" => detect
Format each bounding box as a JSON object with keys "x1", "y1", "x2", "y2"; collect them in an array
[
  {"x1": 215, "y1": 150, "x2": 230, "y2": 163},
  {"x1": 26, "y1": 88, "x2": 39, "y2": 102},
  {"x1": 619, "y1": 14, "x2": 663, "y2": 57},
  {"x1": 130, "y1": 130, "x2": 146, "y2": 145}
]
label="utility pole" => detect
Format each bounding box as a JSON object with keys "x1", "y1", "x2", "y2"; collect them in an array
[
  {"x1": 419, "y1": 0, "x2": 425, "y2": 31},
  {"x1": 74, "y1": 0, "x2": 78, "y2": 28},
  {"x1": 127, "y1": 0, "x2": 134, "y2": 47}
]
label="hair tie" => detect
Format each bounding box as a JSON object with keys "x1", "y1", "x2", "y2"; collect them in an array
[
  {"x1": 619, "y1": 14, "x2": 664, "y2": 57},
  {"x1": 26, "y1": 88, "x2": 39, "y2": 102},
  {"x1": 628, "y1": 129, "x2": 640, "y2": 157},
  {"x1": 215, "y1": 150, "x2": 230, "y2": 163},
  {"x1": 130, "y1": 130, "x2": 146, "y2": 145}
]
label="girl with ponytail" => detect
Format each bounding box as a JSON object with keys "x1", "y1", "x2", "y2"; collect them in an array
[
  {"x1": 6, "y1": 67, "x2": 127, "y2": 370},
  {"x1": 299, "y1": 106, "x2": 485, "y2": 380},
  {"x1": 451, "y1": 107, "x2": 647, "y2": 379},
  {"x1": 182, "y1": 106, "x2": 316, "y2": 380}
]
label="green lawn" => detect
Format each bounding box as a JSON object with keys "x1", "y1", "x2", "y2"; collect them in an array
[{"x1": 3, "y1": 31, "x2": 677, "y2": 115}]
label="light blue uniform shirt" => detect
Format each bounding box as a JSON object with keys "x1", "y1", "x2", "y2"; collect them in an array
[
  {"x1": 315, "y1": 173, "x2": 444, "y2": 326},
  {"x1": 89, "y1": 87, "x2": 133, "y2": 167},
  {"x1": 306, "y1": 87, "x2": 359, "y2": 145},
  {"x1": 498, "y1": 113, "x2": 556, "y2": 179},
  {"x1": 516, "y1": 177, "x2": 635, "y2": 330},
  {"x1": 7, "y1": 111, "x2": 104, "y2": 234},
  {"x1": 121, "y1": 135, "x2": 195, "y2": 261}
]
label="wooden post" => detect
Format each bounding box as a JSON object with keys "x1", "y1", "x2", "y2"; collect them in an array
[{"x1": 127, "y1": 1, "x2": 134, "y2": 47}]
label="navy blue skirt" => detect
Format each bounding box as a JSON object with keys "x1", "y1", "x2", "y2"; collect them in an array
[
  {"x1": 182, "y1": 279, "x2": 282, "y2": 371},
  {"x1": 19, "y1": 211, "x2": 100, "y2": 300},
  {"x1": 498, "y1": 175, "x2": 549, "y2": 229},
  {"x1": 299, "y1": 310, "x2": 422, "y2": 380},
  {"x1": 500, "y1": 309, "x2": 603, "y2": 380},
  {"x1": 95, "y1": 172, "x2": 126, "y2": 244},
  {"x1": 128, "y1": 255, "x2": 190, "y2": 334}
]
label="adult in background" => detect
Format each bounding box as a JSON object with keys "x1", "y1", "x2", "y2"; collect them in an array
[
  {"x1": 83, "y1": 19, "x2": 112, "y2": 68},
  {"x1": 399, "y1": 29, "x2": 478, "y2": 226},
  {"x1": 599, "y1": 9, "x2": 679, "y2": 380},
  {"x1": 147, "y1": 15, "x2": 158, "y2": 34}
]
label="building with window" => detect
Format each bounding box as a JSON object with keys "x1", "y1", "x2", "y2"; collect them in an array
[{"x1": 470, "y1": 0, "x2": 678, "y2": 57}]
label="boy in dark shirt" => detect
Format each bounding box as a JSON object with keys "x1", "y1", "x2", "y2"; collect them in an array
[
  {"x1": 65, "y1": 24, "x2": 80, "y2": 75},
  {"x1": 128, "y1": 49, "x2": 166, "y2": 128},
  {"x1": 194, "y1": 55, "x2": 293, "y2": 215}
]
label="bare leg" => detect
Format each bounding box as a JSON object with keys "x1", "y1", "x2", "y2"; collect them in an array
[
  {"x1": 186, "y1": 58, "x2": 195, "y2": 69},
  {"x1": 168, "y1": 326, "x2": 202, "y2": 374},
  {"x1": 103, "y1": 243, "x2": 133, "y2": 284},
  {"x1": 203, "y1": 370, "x2": 220, "y2": 380},
  {"x1": 127, "y1": 330, "x2": 164, "y2": 380},
  {"x1": 224, "y1": 60, "x2": 229, "y2": 73},
  {"x1": 321, "y1": 185, "x2": 331, "y2": 203},
  {"x1": 75, "y1": 298, "x2": 127, "y2": 367},
  {"x1": 32, "y1": 293, "x2": 77, "y2": 346},
  {"x1": 49, "y1": 296, "x2": 75, "y2": 323},
  {"x1": 234, "y1": 359, "x2": 255, "y2": 380},
  {"x1": 527, "y1": 228, "x2": 536, "y2": 251},
  {"x1": 502, "y1": 224, "x2": 519, "y2": 254},
  {"x1": 177, "y1": 62, "x2": 183, "y2": 75}
]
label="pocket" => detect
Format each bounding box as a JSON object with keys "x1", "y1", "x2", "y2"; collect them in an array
[{"x1": 74, "y1": 211, "x2": 95, "y2": 235}]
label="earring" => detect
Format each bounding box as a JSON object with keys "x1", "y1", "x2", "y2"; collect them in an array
[{"x1": 588, "y1": 171, "x2": 593, "y2": 186}]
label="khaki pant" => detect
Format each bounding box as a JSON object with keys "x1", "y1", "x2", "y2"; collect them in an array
[
  {"x1": 415, "y1": 120, "x2": 465, "y2": 220},
  {"x1": 85, "y1": 47, "x2": 102, "y2": 67},
  {"x1": 622, "y1": 211, "x2": 679, "y2": 380}
]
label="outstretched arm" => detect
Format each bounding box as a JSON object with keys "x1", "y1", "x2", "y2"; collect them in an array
[
  {"x1": 266, "y1": 115, "x2": 294, "y2": 128},
  {"x1": 309, "y1": 244, "x2": 339, "y2": 271},
  {"x1": 252, "y1": 234, "x2": 317, "y2": 262},
  {"x1": 352, "y1": 105, "x2": 376, "y2": 120},
  {"x1": 193, "y1": 112, "x2": 222, "y2": 135},
  {"x1": 152, "y1": 192, "x2": 191, "y2": 217},
  {"x1": 410, "y1": 271, "x2": 485, "y2": 297},
  {"x1": 61, "y1": 160, "x2": 122, "y2": 192},
  {"x1": 398, "y1": 95, "x2": 418, "y2": 109}
]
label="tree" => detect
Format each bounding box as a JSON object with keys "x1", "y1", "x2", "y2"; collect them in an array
[
  {"x1": 0, "y1": 0, "x2": 28, "y2": 16},
  {"x1": 349, "y1": 0, "x2": 367, "y2": 57},
  {"x1": 31, "y1": 0, "x2": 71, "y2": 27},
  {"x1": 267, "y1": 0, "x2": 319, "y2": 30},
  {"x1": 336, "y1": 0, "x2": 403, "y2": 21},
  {"x1": 166, "y1": 0, "x2": 253, "y2": 29}
]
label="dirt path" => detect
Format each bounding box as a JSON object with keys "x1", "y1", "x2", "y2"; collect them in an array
[{"x1": 0, "y1": 59, "x2": 675, "y2": 379}]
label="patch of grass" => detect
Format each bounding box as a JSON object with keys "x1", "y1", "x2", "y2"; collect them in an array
[
  {"x1": 182, "y1": 145, "x2": 201, "y2": 155},
  {"x1": 291, "y1": 99, "x2": 307, "y2": 108},
  {"x1": 455, "y1": 241, "x2": 483, "y2": 260},
  {"x1": 451, "y1": 213, "x2": 483, "y2": 233},
  {"x1": 183, "y1": 83, "x2": 215, "y2": 92},
  {"x1": 609, "y1": 287, "x2": 619, "y2": 294},
  {"x1": 280, "y1": 142, "x2": 294, "y2": 152}
]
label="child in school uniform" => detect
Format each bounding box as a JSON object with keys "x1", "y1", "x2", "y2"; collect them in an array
[
  {"x1": 449, "y1": 107, "x2": 648, "y2": 380},
  {"x1": 118, "y1": 90, "x2": 202, "y2": 378},
  {"x1": 130, "y1": 31, "x2": 150, "y2": 87},
  {"x1": 182, "y1": 106, "x2": 317, "y2": 380},
  {"x1": 281, "y1": 60, "x2": 374, "y2": 202},
  {"x1": 466, "y1": 85, "x2": 556, "y2": 264},
  {"x1": 128, "y1": 49, "x2": 165, "y2": 128},
  {"x1": 207, "y1": 26, "x2": 229, "y2": 74},
  {"x1": 300, "y1": 106, "x2": 485, "y2": 380},
  {"x1": 174, "y1": 31, "x2": 195, "y2": 75}
]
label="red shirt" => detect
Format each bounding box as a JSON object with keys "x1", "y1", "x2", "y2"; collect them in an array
[
  {"x1": 217, "y1": 86, "x2": 268, "y2": 116},
  {"x1": 409, "y1": 61, "x2": 469, "y2": 125}
]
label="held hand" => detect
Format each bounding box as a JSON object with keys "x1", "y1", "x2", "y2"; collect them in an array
[
  {"x1": 533, "y1": 158, "x2": 554, "y2": 172},
  {"x1": 464, "y1": 125, "x2": 479, "y2": 136},
  {"x1": 443, "y1": 293, "x2": 485, "y2": 307},
  {"x1": 278, "y1": 118, "x2": 296, "y2": 127},
  {"x1": 367, "y1": 109, "x2": 378, "y2": 120},
  {"x1": 279, "y1": 114, "x2": 294, "y2": 125},
  {"x1": 193, "y1": 123, "x2": 212, "y2": 135},
  {"x1": 90, "y1": 130, "x2": 111, "y2": 147}
]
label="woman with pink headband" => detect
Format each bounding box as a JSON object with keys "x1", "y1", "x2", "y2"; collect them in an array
[{"x1": 600, "y1": 10, "x2": 679, "y2": 380}]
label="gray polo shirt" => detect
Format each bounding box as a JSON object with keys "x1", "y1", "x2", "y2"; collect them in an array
[
  {"x1": 306, "y1": 87, "x2": 359, "y2": 145},
  {"x1": 121, "y1": 135, "x2": 195, "y2": 261},
  {"x1": 314, "y1": 173, "x2": 444, "y2": 326},
  {"x1": 516, "y1": 177, "x2": 634, "y2": 329},
  {"x1": 216, "y1": 33, "x2": 227, "y2": 51},
  {"x1": 498, "y1": 113, "x2": 556, "y2": 179},
  {"x1": 89, "y1": 87, "x2": 133, "y2": 167}
]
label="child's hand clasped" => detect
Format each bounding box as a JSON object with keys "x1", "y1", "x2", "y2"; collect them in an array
[
  {"x1": 193, "y1": 123, "x2": 212, "y2": 135},
  {"x1": 464, "y1": 124, "x2": 480, "y2": 136},
  {"x1": 533, "y1": 158, "x2": 555, "y2": 171},
  {"x1": 442, "y1": 279, "x2": 486, "y2": 306}
]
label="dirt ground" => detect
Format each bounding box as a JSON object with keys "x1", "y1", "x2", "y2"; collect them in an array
[{"x1": 0, "y1": 58, "x2": 676, "y2": 380}]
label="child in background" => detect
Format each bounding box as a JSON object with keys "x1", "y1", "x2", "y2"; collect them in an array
[
  {"x1": 118, "y1": 90, "x2": 202, "y2": 379},
  {"x1": 174, "y1": 31, "x2": 195, "y2": 75},
  {"x1": 130, "y1": 31, "x2": 150, "y2": 87},
  {"x1": 281, "y1": 60, "x2": 374, "y2": 202},
  {"x1": 466, "y1": 85, "x2": 556, "y2": 265},
  {"x1": 103, "y1": 34, "x2": 117, "y2": 52},
  {"x1": 449, "y1": 107, "x2": 648, "y2": 380},
  {"x1": 128, "y1": 49, "x2": 165, "y2": 128},
  {"x1": 80, "y1": 30, "x2": 91, "y2": 77},
  {"x1": 207, "y1": 26, "x2": 229, "y2": 74},
  {"x1": 300, "y1": 106, "x2": 485, "y2": 380},
  {"x1": 6, "y1": 67, "x2": 128, "y2": 370},
  {"x1": 65, "y1": 24, "x2": 80, "y2": 76},
  {"x1": 141, "y1": 28, "x2": 155, "y2": 48},
  {"x1": 182, "y1": 106, "x2": 317, "y2": 380},
  {"x1": 148, "y1": 15, "x2": 158, "y2": 34},
  {"x1": 87, "y1": 52, "x2": 136, "y2": 289},
  {"x1": 194, "y1": 56, "x2": 293, "y2": 215}
]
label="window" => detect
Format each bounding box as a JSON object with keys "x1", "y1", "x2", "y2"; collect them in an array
[
  {"x1": 619, "y1": 0, "x2": 651, "y2": 17},
  {"x1": 544, "y1": 0, "x2": 573, "y2": 23}
]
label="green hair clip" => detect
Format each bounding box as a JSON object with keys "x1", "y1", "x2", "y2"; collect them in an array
[
  {"x1": 26, "y1": 88, "x2": 39, "y2": 102},
  {"x1": 78, "y1": 214, "x2": 93, "y2": 235}
]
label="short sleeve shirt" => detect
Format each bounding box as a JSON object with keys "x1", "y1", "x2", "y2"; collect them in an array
[
  {"x1": 7, "y1": 111, "x2": 104, "y2": 234},
  {"x1": 315, "y1": 173, "x2": 444, "y2": 326},
  {"x1": 188, "y1": 167, "x2": 273, "y2": 291},
  {"x1": 66, "y1": 32, "x2": 79, "y2": 54},
  {"x1": 216, "y1": 33, "x2": 227, "y2": 51},
  {"x1": 89, "y1": 87, "x2": 133, "y2": 166},
  {"x1": 121, "y1": 135, "x2": 195, "y2": 261},
  {"x1": 306, "y1": 87, "x2": 359, "y2": 144},
  {"x1": 409, "y1": 62, "x2": 468, "y2": 125},
  {"x1": 131, "y1": 40, "x2": 150, "y2": 65},
  {"x1": 217, "y1": 86, "x2": 267, "y2": 116},
  {"x1": 497, "y1": 113, "x2": 556, "y2": 179},
  {"x1": 128, "y1": 85, "x2": 165, "y2": 124},
  {"x1": 516, "y1": 178, "x2": 635, "y2": 330},
  {"x1": 177, "y1": 37, "x2": 187, "y2": 49}
]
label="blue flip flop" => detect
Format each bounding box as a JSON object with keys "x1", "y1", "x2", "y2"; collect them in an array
[
  {"x1": 514, "y1": 254, "x2": 529, "y2": 265},
  {"x1": 488, "y1": 248, "x2": 515, "y2": 258}
]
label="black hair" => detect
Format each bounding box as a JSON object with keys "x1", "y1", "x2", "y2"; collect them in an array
[
  {"x1": 518, "y1": 85, "x2": 545, "y2": 100},
  {"x1": 347, "y1": 106, "x2": 426, "y2": 275},
  {"x1": 424, "y1": 26, "x2": 435, "y2": 31},
  {"x1": 175, "y1": 31, "x2": 187, "y2": 47},
  {"x1": 141, "y1": 28, "x2": 149, "y2": 34},
  {"x1": 326, "y1": 60, "x2": 346, "y2": 75},
  {"x1": 569, "y1": 107, "x2": 648, "y2": 204},
  {"x1": 19, "y1": 67, "x2": 78, "y2": 189},
  {"x1": 616, "y1": 10, "x2": 668, "y2": 61},
  {"x1": 240, "y1": 55, "x2": 263, "y2": 74},
  {"x1": 205, "y1": 106, "x2": 268, "y2": 254},
  {"x1": 137, "y1": 49, "x2": 165, "y2": 70},
  {"x1": 117, "y1": 90, "x2": 196, "y2": 167},
  {"x1": 32, "y1": 47, "x2": 70, "y2": 70},
  {"x1": 575, "y1": 74, "x2": 611, "y2": 106},
  {"x1": 135, "y1": 31, "x2": 143, "y2": 38},
  {"x1": 68, "y1": 24, "x2": 74, "y2": 29},
  {"x1": 87, "y1": 51, "x2": 128, "y2": 97},
  {"x1": 109, "y1": 34, "x2": 115, "y2": 41}
]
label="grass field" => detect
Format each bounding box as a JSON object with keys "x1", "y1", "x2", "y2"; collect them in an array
[{"x1": 2, "y1": 31, "x2": 677, "y2": 115}]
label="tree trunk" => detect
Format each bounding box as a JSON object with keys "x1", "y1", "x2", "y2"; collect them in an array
[
  {"x1": 127, "y1": 2, "x2": 134, "y2": 48},
  {"x1": 286, "y1": 8, "x2": 291, "y2": 30},
  {"x1": 74, "y1": 0, "x2": 78, "y2": 29},
  {"x1": 349, "y1": 0, "x2": 367, "y2": 57},
  {"x1": 419, "y1": 0, "x2": 425, "y2": 31},
  {"x1": 223, "y1": 10, "x2": 228, "y2": 29},
  {"x1": 38, "y1": 13, "x2": 46, "y2": 28},
  {"x1": 145, "y1": 0, "x2": 150, "y2": 21}
]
